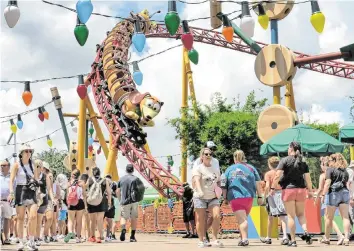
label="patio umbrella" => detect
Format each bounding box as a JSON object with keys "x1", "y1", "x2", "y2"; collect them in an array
[
  {"x1": 339, "y1": 123, "x2": 354, "y2": 144},
  {"x1": 260, "y1": 124, "x2": 344, "y2": 156}
]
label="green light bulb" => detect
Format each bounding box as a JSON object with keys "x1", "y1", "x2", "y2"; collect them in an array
[
  {"x1": 188, "y1": 48, "x2": 199, "y2": 65},
  {"x1": 74, "y1": 17, "x2": 89, "y2": 46},
  {"x1": 165, "y1": 11, "x2": 180, "y2": 36},
  {"x1": 89, "y1": 127, "x2": 94, "y2": 135}
]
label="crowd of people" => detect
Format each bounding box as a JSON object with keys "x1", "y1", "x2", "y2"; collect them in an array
[
  {"x1": 0, "y1": 143, "x2": 144, "y2": 251},
  {"x1": 1, "y1": 141, "x2": 354, "y2": 250},
  {"x1": 183, "y1": 141, "x2": 354, "y2": 248}
]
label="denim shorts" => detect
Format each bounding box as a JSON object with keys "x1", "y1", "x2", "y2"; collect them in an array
[
  {"x1": 193, "y1": 197, "x2": 219, "y2": 209},
  {"x1": 325, "y1": 189, "x2": 350, "y2": 207},
  {"x1": 58, "y1": 210, "x2": 67, "y2": 221}
]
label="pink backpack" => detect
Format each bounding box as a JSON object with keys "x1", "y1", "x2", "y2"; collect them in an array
[{"x1": 67, "y1": 185, "x2": 79, "y2": 206}]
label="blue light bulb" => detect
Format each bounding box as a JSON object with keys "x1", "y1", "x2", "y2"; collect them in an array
[
  {"x1": 132, "y1": 32, "x2": 146, "y2": 52},
  {"x1": 76, "y1": 0, "x2": 93, "y2": 24},
  {"x1": 17, "y1": 120, "x2": 23, "y2": 129},
  {"x1": 88, "y1": 137, "x2": 94, "y2": 145},
  {"x1": 133, "y1": 71, "x2": 143, "y2": 86}
]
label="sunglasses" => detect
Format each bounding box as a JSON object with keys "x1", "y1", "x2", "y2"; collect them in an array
[
  {"x1": 1, "y1": 165, "x2": 9, "y2": 167},
  {"x1": 23, "y1": 150, "x2": 32, "y2": 154},
  {"x1": 204, "y1": 153, "x2": 212, "y2": 157}
]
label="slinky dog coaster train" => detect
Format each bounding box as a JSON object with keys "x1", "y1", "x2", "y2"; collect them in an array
[{"x1": 80, "y1": 1, "x2": 353, "y2": 198}]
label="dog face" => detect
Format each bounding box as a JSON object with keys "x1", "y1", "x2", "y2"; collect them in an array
[{"x1": 140, "y1": 96, "x2": 164, "y2": 122}]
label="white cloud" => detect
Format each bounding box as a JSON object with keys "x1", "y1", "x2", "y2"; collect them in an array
[
  {"x1": 0, "y1": 1, "x2": 353, "y2": 184},
  {"x1": 300, "y1": 104, "x2": 345, "y2": 125}
]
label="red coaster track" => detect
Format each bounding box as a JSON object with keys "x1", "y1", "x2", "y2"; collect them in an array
[{"x1": 86, "y1": 24, "x2": 354, "y2": 199}]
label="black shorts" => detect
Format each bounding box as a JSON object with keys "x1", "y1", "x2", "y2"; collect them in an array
[
  {"x1": 104, "y1": 206, "x2": 115, "y2": 219},
  {"x1": 68, "y1": 199, "x2": 85, "y2": 211},
  {"x1": 183, "y1": 207, "x2": 195, "y2": 223},
  {"x1": 87, "y1": 196, "x2": 108, "y2": 213},
  {"x1": 15, "y1": 185, "x2": 37, "y2": 206}
]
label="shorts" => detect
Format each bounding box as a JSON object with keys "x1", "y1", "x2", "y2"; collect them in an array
[
  {"x1": 193, "y1": 197, "x2": 219, "y2": 209},
  {"x1": 230, "y1": 198, "x2": 253, "y2": 215},
  {"x1": 46, "y1": 200, "x2": 54, "y2": 212},
  {"x1": 266, "y1": 190, "x2": 286, "y2": 217},
  {"x1": 15, "y1": 185, "x2": 37, "y2": 206},
  {"x1": 282, "y1": 188, "x2": 306, "y2": 202},
  {"x1": 183, "y1": 207, "x2": 195, "y2": 222},
  {"x1": 104, "y1": 206, "x2": 115, "y2": 219},
  {"x1": 121, "y1": 202, "x2": 138, "y2": 219},
  {"x1": 37, "y1": 204, "x2": 48, "y2": 214},
  {"x1": 58, "y1": 210, "x2": 67, "y2": 221},
  {"x1": 325, "y1": 189, "x2": 350, "y2": 207},
  {"x1": 68, "y1": 199, "x2": 85, "y2": 211},
  {"x1": 0, "y1": 200, "x2": 13, "y2": 219},
  {"x1": 87, "y1": 196, "x2": 108, "y2": 213}
]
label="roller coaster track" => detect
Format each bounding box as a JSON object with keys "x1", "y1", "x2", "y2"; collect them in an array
[
  {"x1": 147, "y1": 25, "x2": 354, "y2": 80},
  {"x1": 87, "y1": 24, "x2": 354, "y2": 199}
]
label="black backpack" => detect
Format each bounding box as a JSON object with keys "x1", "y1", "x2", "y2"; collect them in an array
[
  {"x1": 330, "y1": 168, "x2": 347, "y2": 192},
  {"x1": 129, "y1": 177, "x2": 145, "y2": 204}
]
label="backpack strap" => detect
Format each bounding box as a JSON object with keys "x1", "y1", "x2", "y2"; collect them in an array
[{"x1": 21, "y1": 162, "x2": 34, "y2": 184}]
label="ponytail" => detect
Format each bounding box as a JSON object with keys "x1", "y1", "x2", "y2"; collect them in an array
[{"x1": 294, "y1": 149, "x2": 302, "y2": 169}]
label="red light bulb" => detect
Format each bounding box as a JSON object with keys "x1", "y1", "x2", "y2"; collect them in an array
[
  {"x1": 181, "y1": 33, "x2": 194, "y2": 50},
  {"x1": 88, "y1": 145, "x2": 93, "y2": 152},
  {"x1": 97, "y1": 146, "x2": 102, "y2": 155},
  {"x1": 77, "y1": 84, "x2": 87, "y2": 99},
  {"x1": 38, "y1": 113, "x2": 44, "y2": 122}
]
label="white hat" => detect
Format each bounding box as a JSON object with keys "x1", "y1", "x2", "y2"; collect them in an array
[
  {"x1": 349, "y1": 160, "x2": 354, "y2": 168},
  {"x1": 19, "y1": 143, "x2": 34, "y2": 154},
  {"x1": 42, "y1": 161, "x2": 50, "y2": 170},
  {"x1": 206, "y1": 141, "x2": 216, "y2": 148}
]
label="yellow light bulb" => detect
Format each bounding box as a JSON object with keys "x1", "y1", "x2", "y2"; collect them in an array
[
  {"x1": 47, "y1": 139, "x2": 53, "y2": 147},
  {"x1": 258, "y1": 14, "x2": 269, "y2": 30},
  {"x1": 10, "y1": 124, "x2": 17, "y2": 134},
  {"x1": 310, "y1": 12, "x2": 325, "y2": 33}
]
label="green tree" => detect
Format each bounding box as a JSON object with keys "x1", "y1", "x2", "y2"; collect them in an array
[
  {"x1": 35, "y1": 148, "x2": 69, "y2": 179},
  {"x1": 168, "y1": 91, "x2": 268, "y2": 173}
]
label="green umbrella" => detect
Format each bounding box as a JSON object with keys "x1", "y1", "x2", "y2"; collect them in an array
[
  {"x1": 260, "y1": 123, "x2": 344, "y2": 156},
  {"x1": 339, "y1": 123, "x2": 354, "y2": 144}
]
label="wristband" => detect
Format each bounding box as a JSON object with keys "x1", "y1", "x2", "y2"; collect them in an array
[{"x1": 257, "y1": 196, "x2": 263, "y2": 199}]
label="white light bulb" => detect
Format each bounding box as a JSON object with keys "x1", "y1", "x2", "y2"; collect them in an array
[
  {"x1": 240, "y1": 15, "x2": 255, "y2": 38},
  {"x1": 72, "y1": 126, "x2": 78, "y2": 133},
  {"x1": 4, "y1": 2, "x2": 20, "y2": 28}
]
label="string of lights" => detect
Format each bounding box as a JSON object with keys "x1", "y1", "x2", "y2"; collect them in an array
[
  {"x1": 0, "y1": 100, "x2": 54, "y2": 122},
  {"x1": 0, "y1": 118, "x2": 76, "y2": 147},
  {"x1": 178, "y1": 0, "x2": 311, "y2": 4},
  {"x1": 153, "y1": 153, "x2": 181, "y2": 159}
]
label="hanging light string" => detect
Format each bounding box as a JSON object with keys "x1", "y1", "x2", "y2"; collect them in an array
[
  {"x1": 0, "y1": 74, "x2": 86, "y2": 84},
  {"x1": 153, "y1": 153, "x2": 181, "y2": 159},
  {"x1": 178, "y1": 0, "x2": 311, "y2": 4},
  {"x1": 0, "y1": 100, "x2": 54, "y2": 122},
  {"x1": 0, "y1": 118, "x2": 76, "y2": 146},
  {"x1": 41, "y1": 0, "x2": 242, "y2": 23}
]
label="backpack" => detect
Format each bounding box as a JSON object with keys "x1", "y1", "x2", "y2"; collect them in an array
[
  {"x1": 129, "y1": 177, "x2": 145, "y2": 204},
  {"x1": 87, "y1": 177, "x2": 105, "y2": 206},
  {"x1": 330, "y1": 168, "x2": 347, "y2": 192},
  {"x1": 67, "y1": 184, "x2": 79, "y2": 206}
]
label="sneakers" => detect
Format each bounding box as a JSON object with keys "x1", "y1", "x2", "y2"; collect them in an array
[
  {"x1": 210, "y1": 240, "x2": 224, "y2": 247},
  {"x1": 43, "y1": 236, "x2": 50, "y2": 244},
  {"x1": 50, "y1": 236, "x2": 58, "y2": 242},
  {"x1": 64, "y1": 233, "x2": 75, "y2": 243},
  {"x1": 120, "y1": 229, "x2": 126, "y2": 242},
  {"x1": 17, "y1": 242, "x2": 25, "y2": 251},
  {"x1": 130, "y1": 237, "x2": 137, "y2": 242},
  {"x1": 238, "y1": 239, "x2": 249, "y2": 246},
  {"x1": 3, "y1": 239, "x2": 11, "y2": 245},
  {"x1": 337, "y1": 236, "x2": 344, "y2": 245},
  {"x1": 197, "y1": 241, "x2": 208, "y2": 248},
  {"x1": 111, "y1": 234, "x2": 116, "y2": 240},
  {"x1": 182, "y1": 233, "x2": 191, "y2": 238},
  {"x1": 25, "y1": 241, "x2": 38, "y2": 251},
  {"x1": 88, "y1": 236, "x2": 96, "y2": 242},
  {"x1": 281, "y1": 238, "x2": 289, "y2": 245},
  {"x1": 76, "y1": 237, "x2": 81, "y2": 243},
  {"x1": 105, "y1": 236, "x2": 112, "y2": 242},
  {"x1": 260, "y1": 237, "x2": 272, "y2": 244},
  {"x1": 288, "y1": 241, "x2": 297, "y2": 247},
  {"x1": 203, "y1": 240, "x2": 211, "y2": 247}
]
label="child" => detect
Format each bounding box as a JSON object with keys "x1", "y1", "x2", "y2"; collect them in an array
[
  {"x1": 182, "y1": 183, "x2": 197, "y2": 238},
  {"x1": 261, "y1": 156, "x2": 289, "y2": 245}
]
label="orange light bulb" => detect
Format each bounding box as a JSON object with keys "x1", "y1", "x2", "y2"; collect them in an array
[
  {"x1": 22, "y1": 81, "x2": 33, "y2": 106},
  {"x1": 222, "y1": 26, "x2": 234, "y2": 42}
]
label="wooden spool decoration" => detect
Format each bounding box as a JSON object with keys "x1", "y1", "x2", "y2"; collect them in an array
[
  {"x1": 257, "y1": 104, "x2": 298, "y2": 143},
  {"x1": 252, "y1": 0, "x2": 294, "y2": 20},
  {"x1": 63, "y1": 141, "x2": 97, "y2": 174},
  {"x1": 254, "y1": 44, "x2": 297, "y2": 87},
  {"x1": 210, "y1": 0, "x2": 222, "y2": 29}
]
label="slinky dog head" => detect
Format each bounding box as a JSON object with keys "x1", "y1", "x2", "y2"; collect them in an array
[{"x1": 140, "y1": 95, "x2": 164, "y2": 122}]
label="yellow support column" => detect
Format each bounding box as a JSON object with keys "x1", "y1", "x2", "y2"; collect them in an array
[
  {"x1": 144, "y1": 143, "x2": 152, "y2": 154},
  {"x1": 184, "y1": 50, "x2": 198, "y2": 119},
  {"x1": 78, "y1": 98, "x2": 87, "y2": 174},
  {"x1": 285, "y1": 83, "x2": 291, "y2": 109},
  {"x1": 289, "y1": 82, "x2": 297, "y2": 111},
  {"x1": 350, "y1": 145, "x2": 354, "y2": 161},
  {"x1": 85, "y1": 96, "x2": 109, "y2": 158},
  {"x1": 180, "y1": 48, "x2": 188, "y2": 183},
  {"x1": 104, "y1": 125, "x2": 119, "y2": 181},
  {"x1": 273, "y1": 87, "x2": 281, "y2": 104}
]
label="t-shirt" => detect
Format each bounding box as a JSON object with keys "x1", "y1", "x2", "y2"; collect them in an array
[
  {"x1": 264, "y1": 170, "x2": 282, "y2": 190},
  {"x1": 325, "y1": 167, "x2": 349, "y2": 193},
  {"x1": 276, "y1": 156, "x2": 309, "y2": 189},
  {"x1": 346, "y1": 168, "x2": 354, "y2": 198},
  {"x1": 117, "y1": 174, "x2": 137, "y2": 205},
  {"x1": 191, "y1": 163, "x2": 220, "y2": 200},
  {"x1": 220, "y1": 163, "x2": 260, "y2": 201},
  {"x1": 193, "y1": 157, "x2": 220, "y2": 173}
]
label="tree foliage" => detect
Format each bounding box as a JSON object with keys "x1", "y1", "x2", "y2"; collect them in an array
[
  {"x1": 168, "y1": 91, "x2": 349, "y2": 188},
  {"x1": 35, "y1": 148, "x2": 69, "y2": 179}
]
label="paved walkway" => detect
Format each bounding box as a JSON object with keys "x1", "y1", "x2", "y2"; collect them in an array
[{"x1": 1, "y1": 234, "x2": 353, "y2": 250}]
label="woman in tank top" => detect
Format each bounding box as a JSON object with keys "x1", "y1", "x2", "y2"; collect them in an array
[{"x1": 8, "y1": 144, "x2": 40, "y2": 251}]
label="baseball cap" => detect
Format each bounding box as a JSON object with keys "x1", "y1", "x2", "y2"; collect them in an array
[
  {"x1": 349, "y1": 160, "x2": 354, "y2": 168},
  {"x1": 205, "y1": 141, "x2": 216, "y2": 149}
]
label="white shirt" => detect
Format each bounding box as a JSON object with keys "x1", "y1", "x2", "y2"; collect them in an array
[
  {"x1": 0, "y1": 172, "x2": 11, "y2": 200},
  {"x1": 16, "y1": 164, "x2": 34, "y2": 185},
  {"x1": 346, "y1": 167, "x2": 354, "y2": 199},
  {"x1": 192, "y1": 162, "x2": 220, "y2": 200}
]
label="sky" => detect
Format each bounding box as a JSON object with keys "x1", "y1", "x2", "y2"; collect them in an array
[{"x1": 1, "y1": 0, "x2": 353, "y2": 185}]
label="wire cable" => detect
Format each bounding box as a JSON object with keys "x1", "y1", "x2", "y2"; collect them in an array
[{"x1": 0, "y1": 119, "x2": 76, "y2": 146}]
